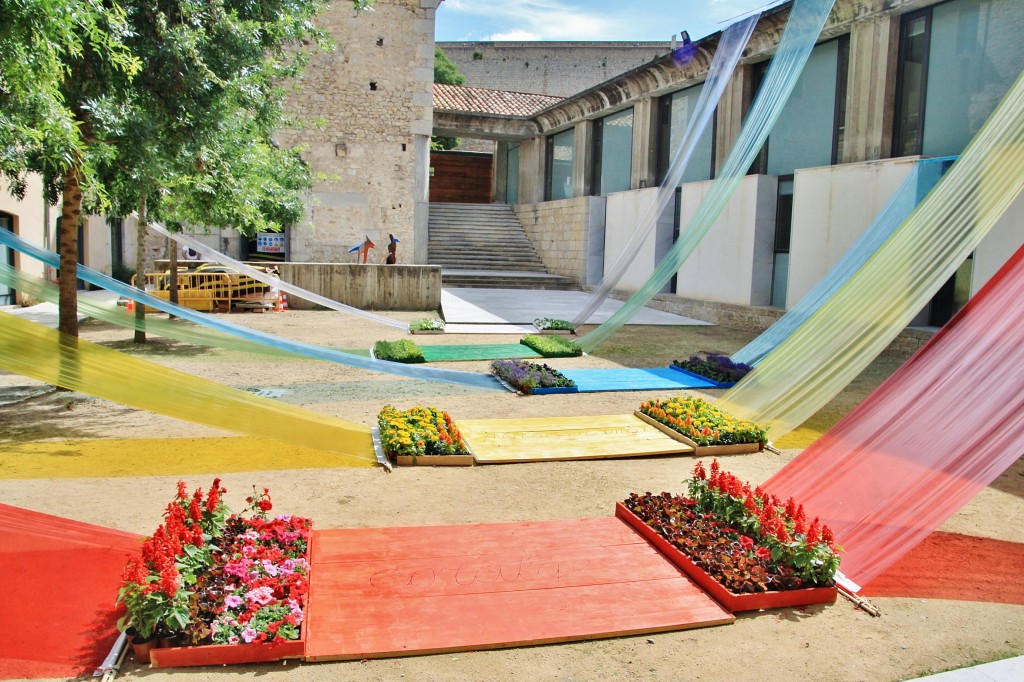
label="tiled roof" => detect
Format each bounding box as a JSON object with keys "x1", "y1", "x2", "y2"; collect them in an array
[{"x1": 433, "y1": 83, "x2": 563, "y2": 117}]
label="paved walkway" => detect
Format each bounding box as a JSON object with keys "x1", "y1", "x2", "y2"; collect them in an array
[
  {"x1": 441, "y1": 287, "x2": 710, "y2": 328},
  {"x1": 907, "y1": 656, "x2": 1024, "y2": 681}
]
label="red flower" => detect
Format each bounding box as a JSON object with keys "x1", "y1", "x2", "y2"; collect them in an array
[{"x1": 739, "y1": 536, "x2": 754, "y2": 551}]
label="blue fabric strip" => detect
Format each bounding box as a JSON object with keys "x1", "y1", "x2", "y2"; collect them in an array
[{"x1": 0, "y1": 229, "x2": 502, "y2": 391}]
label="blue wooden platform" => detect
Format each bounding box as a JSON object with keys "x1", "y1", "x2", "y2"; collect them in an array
[{"x1": 560, "y1": 368, "x2": 717, "y2": 393}]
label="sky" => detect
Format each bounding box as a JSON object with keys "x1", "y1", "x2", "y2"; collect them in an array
[{"x1": 435, "y1": 0, "x2": 785, "y2": 43}]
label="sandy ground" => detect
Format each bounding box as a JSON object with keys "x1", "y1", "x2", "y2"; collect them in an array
[{"x1": 1, "y1": 309, "x2": 1022, "y2": 682}]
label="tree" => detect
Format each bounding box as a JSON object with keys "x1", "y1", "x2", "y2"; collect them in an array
[
  {"x1": 1, "y1": 0, "x2": 373, "y2": 339},
  {"x1": 433, "y1": 47, "x2": 465, "y2": 151},
  {"x1": 1, "y1": 1, "x2": 139, "y2": 336}
]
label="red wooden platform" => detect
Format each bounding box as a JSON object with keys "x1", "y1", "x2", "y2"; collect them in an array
[{"x1": 304, "y1": 517, "x2": 734, "y2": 660}]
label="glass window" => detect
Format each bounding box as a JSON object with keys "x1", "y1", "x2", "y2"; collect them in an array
[
  {"x1": 895, "y1": 0, "x2": 1024, "y2": 157},
  {"x1": 506, "y1": 143, "x2": 520, "y2": 205},
  {"x1": 770, "y1": 177, "x2": 795, "y2": 308},
  {"x1": 546, "y1": 128, "x2": 575, "y2": 201},
  {"x1": 657, "y1": 84, "x2": 715, "y2": 185},
  {"x1": 765, "y1": 40, "x2": 840, "y2": 176},
  {"x1": 894, "y1": 12, "x2": 931, "y2": 156},
  {"x1": 922, "y1": 0, "x2": 1024, "y2": 156},
  {"x1": 592, "y1": 108, "x2": 634, "y2": 196}
]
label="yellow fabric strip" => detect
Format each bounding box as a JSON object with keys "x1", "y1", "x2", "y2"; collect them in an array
[
  {"x1": 0, "y1": 310, "x2": 376, "y2": 467},
  {"x1": 720, "y1": 69, "x2": 1024, "y2": 437},
  {"x1": 0, "y1": 437, "x2": 363, "y2": 479}
]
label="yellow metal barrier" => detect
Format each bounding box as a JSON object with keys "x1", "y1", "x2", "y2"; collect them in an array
[{"x1": 132, "y1": 266, "x2": 278, "y2": 313}]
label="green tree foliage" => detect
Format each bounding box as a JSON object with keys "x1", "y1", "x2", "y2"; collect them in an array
[
  {"x1": 0, "y1": 0, "x2": 373, "y2": 337},
  {"x1": 432, "y1": 47, "x2": 464, "y2": 151}
]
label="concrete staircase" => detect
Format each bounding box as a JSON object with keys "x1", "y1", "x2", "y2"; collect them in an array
[{"x1": 427, "y1": 203, "x2": 577, "y2": 290}]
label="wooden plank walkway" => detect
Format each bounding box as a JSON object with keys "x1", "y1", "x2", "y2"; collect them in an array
[
  {"x1": 304, "y1": 517, "x2": 733, "y2": 660},
  {"x1": 458, "y1": 414, "x2": 694, "y2": 463}
]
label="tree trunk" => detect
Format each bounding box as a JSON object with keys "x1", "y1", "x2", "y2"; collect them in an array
[
  {"x1": 133, "y1": 191, "x2": 148, "y2": 344},
  {"x1": 168, "y1": 236, "x2": 179, "y2": 319},
  {"x1": 58, "y1": 164, "x2": 82, "y2": 338}
]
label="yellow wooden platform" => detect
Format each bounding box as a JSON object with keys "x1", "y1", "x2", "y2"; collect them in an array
[{"x1": 458, "y1": 414, "x2": 695, "y2": 464}]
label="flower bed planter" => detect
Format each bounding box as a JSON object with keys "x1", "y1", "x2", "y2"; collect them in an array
[
  {"x1": 375, "y1": 406, "x2": 474, "y2": 466},
  {"x1": 668, "y1": 365, "x2": 736, "y2": 389},
  {"x1": 118, "y1": 481, "x2": 314, "y2": 668},
  {"x1": 615, "y1": 502, "x2": 837, "y2": 612},
  {"x1": 633, "y1": 411, "x2": 763, "y2": 456},
  {"x1": 392, "y1": 454, "x2": 474, "y2": 466},
  {"x1": 532, "y1": 325, "x2": 574, "y2": 335},
  {"x1": 409, "y1": 329, "x2": 444, "y2": 335}
]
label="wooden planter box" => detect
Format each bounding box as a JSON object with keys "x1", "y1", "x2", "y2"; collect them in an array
[
  {"x1": 150, "y1": 535, "x2": 314, "y2": 667},
  {"x1": 529, "y1": 385, "x2": 579, "y2": 395},
  {"x1": 633, "y1": 412, "x2": 763, "y2": 456},
  {"x1": 615, "y1": 503, "x2": 837, "y2": 613},
  {"x1": 392, "y1": 454, "x2": 474, "y2": 466},
  {"x1": 410, "y1": 329, "x2": 445, "y2": 335},
  {"x1": 532, "y1": 326, "x2": 575, "y2": 335},
  {"x1": 668, "y1": 365, "x2": 738, "y2": 389}
]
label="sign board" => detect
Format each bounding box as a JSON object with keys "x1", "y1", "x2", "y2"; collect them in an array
[{"x1": 256, "y1": 233, "x2": 286, "y2": 253}]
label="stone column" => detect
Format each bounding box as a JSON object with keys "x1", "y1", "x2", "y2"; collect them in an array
[
  {"x1": 573, "y1": 120, "x2": 594, "y2": 197},
  {"x1": 713, "y1": 66, "x2": 752, "y2": 176},
  {"x1": 631, "y1": 96, "x2": 658, "y2": 189},
  {"x1": 842, "y1": 14, "x2": 900, "y2": 163}
]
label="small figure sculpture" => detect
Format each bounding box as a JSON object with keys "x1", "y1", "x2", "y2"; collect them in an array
[{"x1": 385, "y1": 233, "x2": 399, "y2": 264}]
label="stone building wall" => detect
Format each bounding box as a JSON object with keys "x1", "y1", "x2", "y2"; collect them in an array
[
  {"x1": 437, "y1": 42, "x2": 670, "y2": 98},
  {"x1": 277, "y1": 0, "x2": 438, "y2": 265},
  {"x1": 513, "y1": 197, "x2": 604, "y2": 284}
]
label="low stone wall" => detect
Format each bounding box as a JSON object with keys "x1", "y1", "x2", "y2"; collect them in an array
[
  {"x1": 276, "y1": 263, "x2": 441, "y2": 311},
  {"x1": 514, "y1": 197, "x2": 602, "y2": 284}
]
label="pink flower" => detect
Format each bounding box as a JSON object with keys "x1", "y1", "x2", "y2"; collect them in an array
[
  {"x1": 242, "y1": 627, "x2": 259, "y2": 643},
  {"x1": 228, "y1": 635, "x2": 240, "y2": 645},
  {"x1": 224, "y1": 594, "x2": 243, "y2": 609},
  {"x1": 262, "y1": 559, "x2": 280, "y2": 577},
  {"x1": 246, "y1": 586, "x2": 275, "y2": 606}
]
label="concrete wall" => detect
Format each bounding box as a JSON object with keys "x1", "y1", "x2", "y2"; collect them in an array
[
  {"x1": 787, "y1": 157, "x2": 918, "y2": 307},
  {"x1": 437, "y1": 42, "x2": 669, "y2": 98},
  {"x1": 513, "y1": 196, "x2": 603, "y2": 284},
  {"x1": 277, "y1": 0, "x2": 437, "y2": 265},
  {"x1": 276, "y1": 263, "x2": 441, "y2": 311},
  {"x1": 972, "y1": 189, "x2": 1024, "y2": 295},
  {"x1": 603, "y1": 187, "x2": 667, "y2": 290},
  {"x1": 0, "y1": 175, "x2": 51, "y2": 286},
  {"x1": 672, "y1": 175, "x2": 778, "y2": 306}
]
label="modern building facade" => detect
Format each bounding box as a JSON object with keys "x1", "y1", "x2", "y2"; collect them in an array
[
  {"x1": 3, "y1": 0, "x2": 1022, "y2": 333},
  {"x1": 437, "y1": 0, "x2": 1024, "y2": 327}
]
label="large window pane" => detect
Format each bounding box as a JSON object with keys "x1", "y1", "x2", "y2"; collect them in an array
[
  {"x1": 894, "y1": 13, "x2": 930, "y2": 157},
  {"x1": 506, "y1": 143, "x2": 520, "y2": 205},
  {"x1": 922, "y1": 0, "x2": 1024, "y2": 157},
  {"x1": 547, "y1": 129, "x2": 575, "y2": 200},
  {"x1": 766, "y1": 40, "x2": 839, "y2": 176},
  {"x1": 595, "y1": 108, "x2": 634, "y2": 195},
  {"x1": 659, "y1": 84, "x2": 715, "y2": 184}
]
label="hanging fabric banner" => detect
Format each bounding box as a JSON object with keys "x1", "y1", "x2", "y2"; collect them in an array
[
  {"x1": 0, "y1": 310, "x2": 377, "y2": 466},
  {"x1": 763, "y1": 240, "x2": 1024, "y2": 591},
  {"x1": 0, "y1": 229, "x2": 503, "y2": 391},
  {"x1": 719, "y1": 68, "x2": 1024, "y2": 437},
  {"x1": 732, "y1": 156, "x2": 955, "y2": 366},
  {"x1": 0, "y1": 262, "x2": 295, "y2": 358},
  {"x1": 571, "y1": 14, "x2": 760, "y2": 328},
  {"x1": 576, "y1": 0, "x2": 837, "y2": 351},
  {"x1": 149, "y1": 223, "x2": 408, "y2": 331}
]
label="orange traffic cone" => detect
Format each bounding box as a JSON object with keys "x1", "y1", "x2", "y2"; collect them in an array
[{"x1": 275, "y1": 292, "x2": 289, "y2": 312}]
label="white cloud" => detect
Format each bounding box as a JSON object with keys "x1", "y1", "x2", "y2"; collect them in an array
[
  {"x1": 442, "y1": 0, "x2": 619, "y2": 41},
  {"x1": 488, "y1": 29, "x2": 542, "y2": 41}
]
